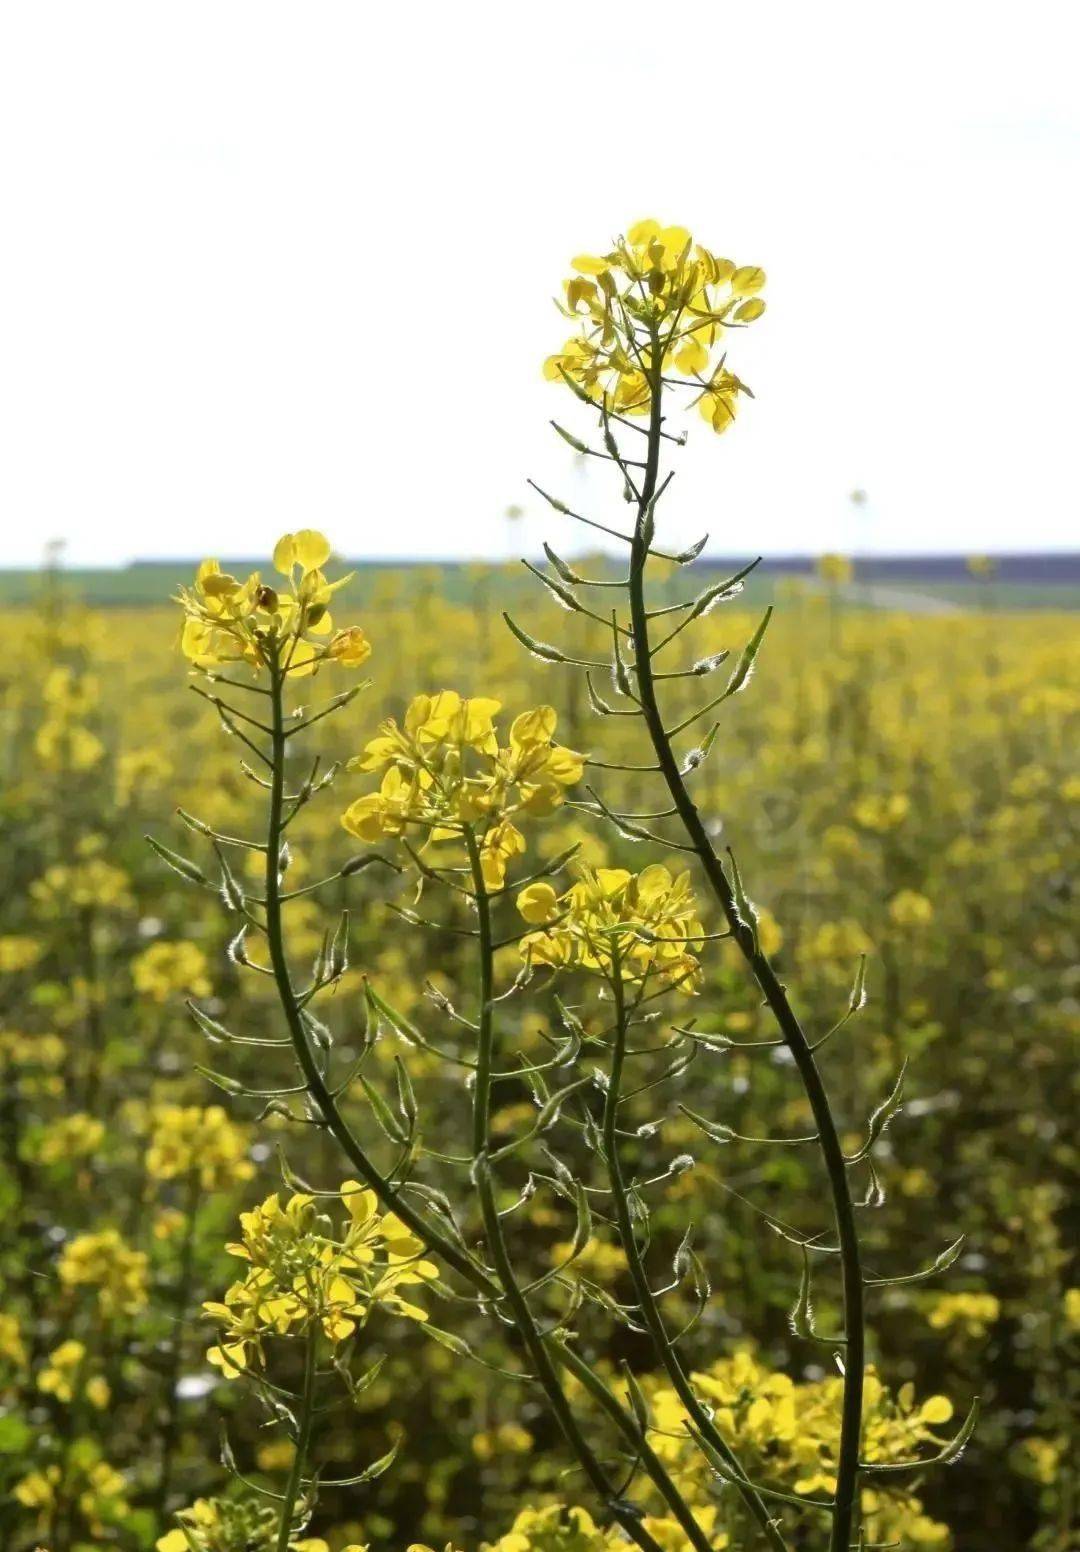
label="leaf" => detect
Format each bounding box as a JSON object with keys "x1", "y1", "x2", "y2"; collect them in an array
[
  {"x1": 724, "y1": 606, "x2": 773, "y2": 699},
  {"x1": 214, "y1": 842, "x2": 245, "y2": 912},
  {"x1": 534, "y1": 1074, "x2": 594, "y2": 1135},
  {"x1": 357, "y1": 1073, "x2": 409, "y2": 1143},
  {"x1": 145, "y1": 835, "x2": 209, "y2": 887},
  {"x1": 503, "y1": 613, "x2": 569, "y2": 664},
  {"x1": 551, "y1": 421, "x2": 590, "y2": 455},
  {"x1": 849, "y1": 1059, "x2": 908, "y2": 1162},
  {"x1": 864, "y1": 1396, "x2": 981, "y2": 1475},
  {"x1": 543, "y1": 543, "x2": 585, "y2": 586},
  {"x1": 725, "y1": 848, "x2": 760, "y2": 953},
  {"x1": 674, "y1": 534, "x2": 709, "y2": 565},
  {"x1": 678, "y1": 1104, "x2": 736, "y2": 1144},
  {"x1": 865, "y1": 1235, "x2": 966, "y2": 1288},
  {"x1": 620, "y1": 1361, "x2": 650, "y2": 1433},
  {"x1": 394, "y1": 1055, "x2": 418, "y2": 1129},
  {"x1": 848, "y1": 953, "x2": 868, "y2": 1015},
  {"x1": 789, "y1": 1246, "x2": 815, "y2": 1339},
  {"x1": 524, "y1": 560, "x2": 584, "y2": 616}
]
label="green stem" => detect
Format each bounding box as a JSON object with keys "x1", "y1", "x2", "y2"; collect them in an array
[
  {"x1": 624, "y1": 339, "x2": 865, "y2": 1552},
  {"x1": 154, "y1": 1172, "x2": 202, "y2": 1521},
  {"x1": 262, "y1": 656, "x2": 497, "y2": 1296},
  {"x1": 556, "y1": 1341, "x2": 719, "y2": 1552},
  {"x1": 276, "y1": 1325, "x2": 318, "y2": 1552},
  {"x1": 606, "y1": 959, "x2": 790, "y2": 1552},
  {"x1": 462, "y1": 827, "x2": 672, "y2": 1552}
]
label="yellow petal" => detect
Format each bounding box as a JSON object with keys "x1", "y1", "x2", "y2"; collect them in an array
[
  {"x1": 293, "y1": 529, "x2": 332, "y2": 572},
  {"x1": 272, "y1": 534, "x2": 297, "y2": 574},
  {"x1": 730, "y1": 265, "x2": 766, "y2": 296}
]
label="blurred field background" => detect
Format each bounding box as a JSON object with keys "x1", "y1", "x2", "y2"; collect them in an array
[{"x1": 0, "y1": 551, "x2": 1076, "y2": 1551}]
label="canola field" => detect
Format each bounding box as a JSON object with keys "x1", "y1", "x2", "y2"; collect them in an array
[
  {"x1": 1, "y1": 219, "x2": 1078, "y2": 1552},
  {"x1": 0, "y1": 564, "x2": 1076, "y2": 1552}
]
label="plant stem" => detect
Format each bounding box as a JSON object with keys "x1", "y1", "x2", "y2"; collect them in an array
[
  {"x1": 262, "y1": 662, "x2": 666, "y2": 1551},
  {"x1": 154, "y1": 1172, "x2": 201, "y2": 1521},
  {"x1": 276, "y1": 1324, "x2": 318, "y2": 1552},
  {"x1": 606, "y1": 959, "x2": 789, "y2": 1552},
  {"x1": 262, "y1": 655, "x2": 498, "y2": 1296},
  {"x1": 463, "y1": 827, "x2": 674, "y2": 1552},
  {"x1": 623, "y1": 340, "x2": 865, "y2": 1552}
]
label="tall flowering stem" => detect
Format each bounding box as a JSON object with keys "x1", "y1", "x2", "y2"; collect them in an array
[
  {"x1": 462, "y1": 823, "x2": 701, "y2": 1552},
  {"x1": 528, "y1": 221, "x2": 877, "y2": 1552},
  {"x1": 628, "y1": 317, "x2": 866, "y2": 1552},
  {"x1": 274, "y1": 1325, "x2": 317, "y2": 1552},
  {"x1": 165, "y1": 536, "x2": 712, "y2": 1552},
  {"x1": 605, "y1": 948, "x2": 790, "y2": 1552}
]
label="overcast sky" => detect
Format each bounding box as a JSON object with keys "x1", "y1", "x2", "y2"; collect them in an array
[{"x1": 1, "y1": 2, "x2": 1077, "y2": 568}]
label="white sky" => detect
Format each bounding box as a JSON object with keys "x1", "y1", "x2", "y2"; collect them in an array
[{"x1": 1, "y1": 1, "x2": 1078, "y2": 568}]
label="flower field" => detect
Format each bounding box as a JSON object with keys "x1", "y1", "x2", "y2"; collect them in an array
[{"x1": 0, "y1": 223, "x2": 1077, "y2": 1552}]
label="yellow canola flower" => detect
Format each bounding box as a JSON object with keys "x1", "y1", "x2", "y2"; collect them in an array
[
  {"x1": 517, "y1": 863, "x2": 705, "y2": 993},
  {"x1": 888, "y1": 889, "x2": 935, "y2": 928},
  {"x1": 131, "y1": 939, "x2": 212, "y2": 1002},
  {"x1": 341, "y1": 692, "x2": 583, "y2": 888},
  {"x1": 57, "y1": 1228, "x2": 148, "y2": 1318},
  {"x1": 205, "y1": 1183, "x2": 438, "y2": 1379},
  {"x1": 176, "y1": 530, "x2": 371, "y2": 678},
  {"x1": 146, "y1": 1103, "x2": 254, "y2": 1191},
  {"x1": 545, "y1": 219, "x2": 765, "y2": 433}
]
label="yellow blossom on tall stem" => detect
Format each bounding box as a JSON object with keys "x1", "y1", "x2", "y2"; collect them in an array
[
  {"x1": 176, "y1": 529, "x2": 371, "y2": 677},
  {"x1": 517, "y1": 863, "x2": 706, "y2": 993},
  {"x1": 341, "y1": 691, "x2": 583, "y2": 887},
  {"x1": 543, "y1": 218, "x2": 765, "y2": 433}
]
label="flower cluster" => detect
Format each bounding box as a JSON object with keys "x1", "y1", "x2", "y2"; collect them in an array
[
  {"x1": 57, "y1": 1228, "x2": 148, "y2": 1318},
  {"x1": 925, "y1": 1290, "x2": 1001, "y2": 1339},
  {"x1": 177, "y1": 529, "x2": 371, "y2": 677},
  {"x1": 543, "y1": 219, "x2": 765, "y2": 432},
  {"x1": 15, "y1": 1442, "x2": 129, "y2": 1537},
  {"x1": 132, "y1": 939, "x2": 212, "y2": 1002},
  {"x1": 37, "y1": 1339, "x2": 110, "y2": 1409},
  {"x1": 517, "y1": 864, "x2": 705, "y2": 992},
  {"x1": 205, "y1": 1185, "x2": 437, "y2": 1378},
  {"x1": 146, "y1": 1103, "x2": 254, "y2": 1191},
  {"x1": 31, "y1": 1111, "x2": 105, "y2": 1165},
  {"x1": 156, "y1": 1494, "x2": 362, "y2": 1552},
  {"x1": 341, "y1": 693, "x2": 583, "y2": 887},
  {"x1": 639, "y1": 1353, "x2": 956, "y2": 1549}
]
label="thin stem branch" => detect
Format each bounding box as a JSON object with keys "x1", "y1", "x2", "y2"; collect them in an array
[{"x1": 622, "y1": 330, "x2": 866, "y2": 1552}]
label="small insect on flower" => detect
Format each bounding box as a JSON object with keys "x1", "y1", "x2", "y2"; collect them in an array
[
  {"x1": 176, "y1": 529, "x2": 371, "y2": 678},
  {"x1": 544, "y1": 219, "x2": 766, "y2": 433}
]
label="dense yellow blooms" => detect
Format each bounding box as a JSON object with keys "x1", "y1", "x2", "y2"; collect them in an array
[
  {"x1": 57, "y1": 1228, "x2": 149, "y2": 1318},
  {"x1": 32, "y1": 1111, "x2": 105, "y2": 1165},
  {"x1": 544, "y1": 219, "x2": 765, "y2": 431},
  {"x1": 132, "y1": 939, "x2": 213, "y2": 1002},
  {"x1": 0, "y1": 935, "x2": 43, "y2": 974},
  {"x1": 1, "y1": 546, "x2": 1075, "y2": 1552},
  {"x1": 0, "y1": 1312, "x2": 27, "y2": 1370},
  {"x1": 888, "y1": 889, "x2": 936, "y2": 928},
  {"x1": 37, "y1": 1339, "x2": 110, "y2": 1408},
  {"x1": 177, "y1": 529, "x2": 371, "y2": 676},
  {"x1": 205, "y1": 1185, "x2": 438, "y2": 1378},
  {"x1": 342, "y1": 693, "x2": 582, "y2": 887},
  {"x1": 155, "y1": 1494, "x2": 354, "y2": 1552},
  {"x1": 517, "y1": 863, "x2": 704, "y2": 992},
  {"x1": 146, "y1": 1103, "x2": 253, "y2": 1189},
  {"x1": 15, "y1": 1446, "x2": 129, "y2": 1535},
  {"x1": 926, "y1": 1291, "x2": 1001, "y2": 1338}
]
